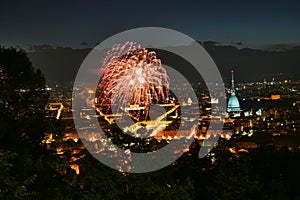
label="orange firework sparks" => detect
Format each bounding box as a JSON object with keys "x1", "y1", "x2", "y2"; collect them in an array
[{"x1": 97, "y1": 42, "x2": 169, "y2": 119}]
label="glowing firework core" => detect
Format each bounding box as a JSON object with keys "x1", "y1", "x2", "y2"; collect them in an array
[{"x1": 97, "y1": 42, "x2": 170, "y2": 116}]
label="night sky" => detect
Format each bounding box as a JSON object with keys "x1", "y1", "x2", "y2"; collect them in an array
[{"x1": 1, "y1": 0, "x2": 300, "y2": 48}]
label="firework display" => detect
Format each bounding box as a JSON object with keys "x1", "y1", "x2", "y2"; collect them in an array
[{"x1": 97, "y1": 42, "x2": 170, "y2": 117}]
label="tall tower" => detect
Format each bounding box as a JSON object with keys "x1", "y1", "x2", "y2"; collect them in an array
[
  {"x1": 231, "y1": 70, "x2": 235, "y2": 92},
  {"x1": 227, "y1": 70, "x2": 242, "y2": 113}
]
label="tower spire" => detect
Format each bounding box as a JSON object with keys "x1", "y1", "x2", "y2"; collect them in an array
[
  {"x1": 231, "y1": 70, "x2": 235, "y2": 92},
  {"x1": 227, "y1": 69, "x2": 242, "y2": 114}
]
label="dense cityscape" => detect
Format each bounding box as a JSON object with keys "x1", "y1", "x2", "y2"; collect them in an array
[{"x1": 44, "y1": 69, "x2": 300, "y2": 162}]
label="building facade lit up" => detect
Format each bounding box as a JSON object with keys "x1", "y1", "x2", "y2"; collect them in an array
[{"x1": 227, "y1": 70, "x2": 242, "y2": 117}]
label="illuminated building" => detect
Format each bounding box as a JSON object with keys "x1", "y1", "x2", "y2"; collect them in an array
[{"x1": 227, "y1": 70, "x2": 242, "y2": 116}]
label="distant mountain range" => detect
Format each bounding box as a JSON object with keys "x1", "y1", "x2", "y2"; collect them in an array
[{"x1": 26, "y1": 41, "x2": 300, "y2": 84}]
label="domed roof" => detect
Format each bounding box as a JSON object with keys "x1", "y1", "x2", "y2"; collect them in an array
[{"x1": 227, "y1": 92, "x2": 241, "y2": 112}]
